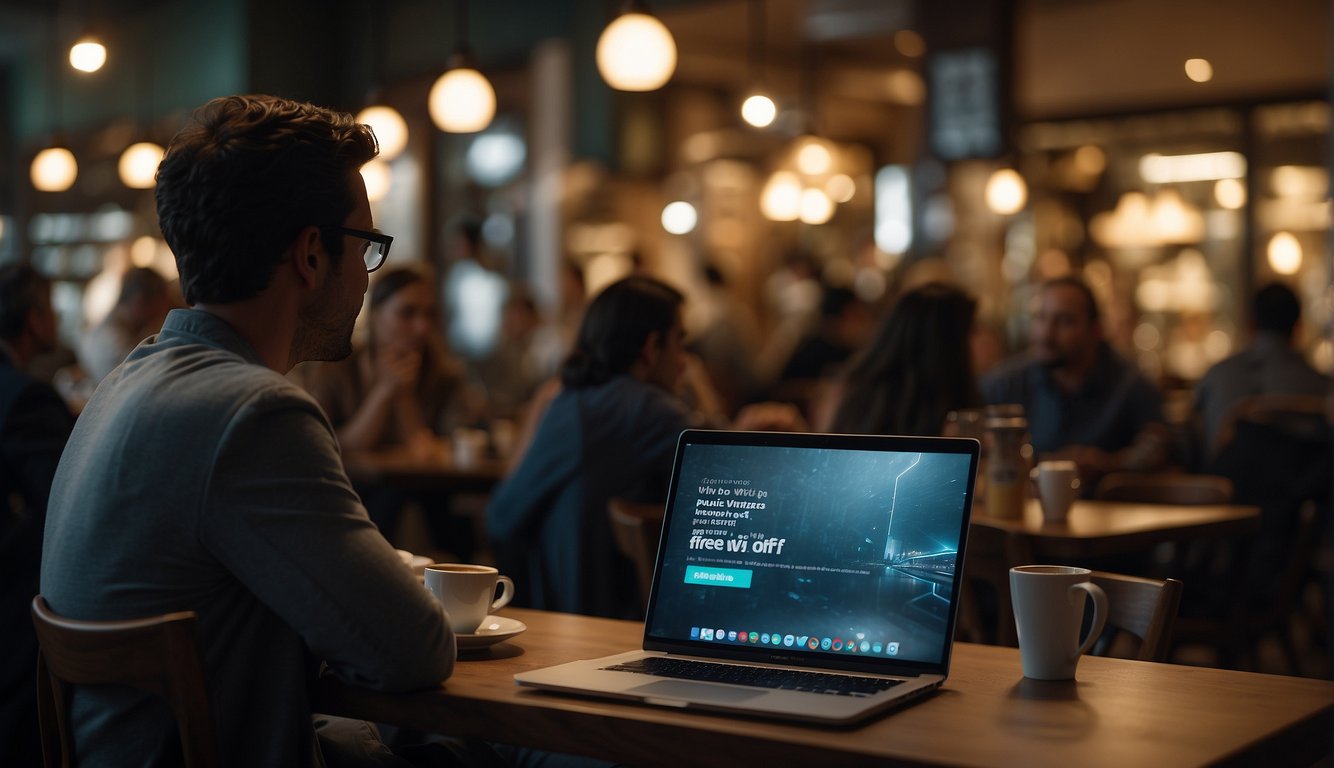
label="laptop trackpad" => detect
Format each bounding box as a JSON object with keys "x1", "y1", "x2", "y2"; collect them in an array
[{"x1": 630, "y1": 680, "x2": 764, "y2": 703}]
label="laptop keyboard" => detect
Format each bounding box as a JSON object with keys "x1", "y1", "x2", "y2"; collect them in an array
[{"x1": 602, "y1": 657, "x2": 903, "y2": 697}]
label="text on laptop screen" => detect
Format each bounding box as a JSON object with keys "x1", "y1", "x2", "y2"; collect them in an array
[{"x1": 645, "y1": 440, "x2": 973, "y2": 667}]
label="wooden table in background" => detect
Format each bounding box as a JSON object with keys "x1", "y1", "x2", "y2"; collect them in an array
[
  {"x1": 971, "y1": 498, "x2": 1260, "y2": 560},
  {"x1": 317, "y1": 608, "x2": 1334, "y2": 768}
]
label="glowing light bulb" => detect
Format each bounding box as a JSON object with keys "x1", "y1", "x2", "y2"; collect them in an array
[
  {"x1": 429, "y1": 67, "x2": 496, "y2": 133},
  {"x1": 741, "y1": 94, "x2": 777, "y2": 128},
  {"x1": 799, "y1": 188, "x2": 834, "y2": 225},
  {"x1": 760, "y1": 172, "x2": 801, "y2": 221},
  {"x1": 31, "y1": 147, "x2": 78, "y2": 192},
  {"x1": 661, "y1": 201, "x2": 697, "y2": 234},
  {"x1": 796, "y1": 141, "x2": 831, "y2": 175},
  {"x1": 118, "y1": 142, "x2": 164, "y2": 189},
  {"x1": 985, "y1": 168, "x2": 1027, "y2": 215},
  {"x1": 596, "y1": 12, "x2": 677, "y2": 91},
  {"x1": 69, "y1": 38, "x2": 106, "y2": 73},
  {"x1": 1267, "y1": 232, "x2": 1302, "y2": 275}
]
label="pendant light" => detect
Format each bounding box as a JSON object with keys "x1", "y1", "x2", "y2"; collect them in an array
[
  {"x1": 32, "y1": 11, "x2": 77, "y2": 192},
  {"x1": 355, "y1": 6, "x2": 408, "y2": 159},
  {"x1": 118, "y1": 42, "x2": 163, "y2": 189},
  {"x1": 428, "y1": 0, "x2": 495, "y2": 133},
  {"x1": 596, "y1": 0, "x2": 677, "y2": 92},
  {"x1": 739, "y1": 0, "x2": 776, "y2": 128},
  {"x1": 69, "y1": 29, "x2": 106, "y2": 73}
]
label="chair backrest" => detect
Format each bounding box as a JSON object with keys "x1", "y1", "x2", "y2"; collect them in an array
[
  {"x1": 30, "y1": 596, "x2": 219, "y2": 768},
  {"x1": 958, "y1": 525, "x2": 1033, "y2": 647},
  {"x1": 1213, "y1": 393, "x2": 1330, "y2": 458},
  {"x1": 607, "y1": 498, "x2": 665, "y2": 612},
  {"x1": 1094, "y1": 472, "x2": 1233, "y2": 506},
  {"x1": 1087, "y1": 572, "x2": 1184, "y2": 662}
]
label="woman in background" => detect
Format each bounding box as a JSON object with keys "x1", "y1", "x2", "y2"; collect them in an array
[
  {"x1": 307, "y1": 266, "x2": 479, "y2": 553},
  {"x1": 822, "y1": 282, "x2": 981, "y2": 436}
]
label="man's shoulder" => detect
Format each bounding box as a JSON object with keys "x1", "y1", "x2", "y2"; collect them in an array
[{"x1": 595, "y1": 376, "x2": 688, "y2": 417}]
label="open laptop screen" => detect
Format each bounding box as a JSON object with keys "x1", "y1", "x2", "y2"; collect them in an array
[{"x1": 644, "y1": 431, "x2": 978, "y2": 674}]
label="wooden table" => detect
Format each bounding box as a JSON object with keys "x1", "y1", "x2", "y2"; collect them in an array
[
  {"x1": 971, "y1": 498, "x2": 1260, "y2": 560},
  {"x1": 342, "y1": 448, "x2": 506, "y2": 495},
  {"x1": 317, "y1": 608, "x2": 1334, "y2": 768}
]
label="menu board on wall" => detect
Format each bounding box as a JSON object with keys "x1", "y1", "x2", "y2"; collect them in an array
[{"x1": 928, "y1": 47, "x2": 1003, "y2": 161}]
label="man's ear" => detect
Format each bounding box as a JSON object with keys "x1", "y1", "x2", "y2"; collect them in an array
[{"x1": 290, "y1": 225, "x2": 325, "y2": 288}]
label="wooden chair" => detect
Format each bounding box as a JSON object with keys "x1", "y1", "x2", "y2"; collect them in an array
[
  {"x1": 958, "y1": 525, "x2": 1032, "y2": 647},
  {"x1": 607, "y1": 499, "x2": 666, "y2": 612},
  {"x1": 1087, "y1": 571, "x2": 1185, "y2": 662},
  {"x1": 961, "y1": 529, "x2": 1184, "y2": 662},
  {"x1": 1212, "y1": 393, "x2": 1330, "y2": 460},
  {"x1": 30, "y1": 596, "x2": 219, "y2": 768},
  {"x1": 1094, "y1": 472, "x2": 1233, "y2": 506}
]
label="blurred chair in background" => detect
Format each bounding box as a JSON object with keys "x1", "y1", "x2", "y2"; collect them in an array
[{"x1": 607, "y1": 498, "x2": 665, "y2": 615}]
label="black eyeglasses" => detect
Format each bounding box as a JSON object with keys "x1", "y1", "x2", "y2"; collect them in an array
[{"x1": 321, "y1": 226, "x2": 393, "y2": 273}]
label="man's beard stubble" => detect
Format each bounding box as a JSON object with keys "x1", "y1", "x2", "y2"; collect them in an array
[{"x1": 293, "y1": 275, "x2": 359, "y2": 364}]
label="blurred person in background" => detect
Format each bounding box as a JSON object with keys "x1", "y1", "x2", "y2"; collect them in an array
[
  {"x1": 487, "y1": 276, "x2": 692, "y2": 619},
  {"x1": 441, "y1": 216, "x2": 508, "y2": 361},
  {"x1": 488, "y1": 275, "x2": 802, "y2": 619},
  {"x1": 980, "y1": 275, "x2": 1167, "y2": 491},
  {"x1": 472, "y1": 287, "x2": 547, "y2": 421},
  {"x1": 818, "y1": 282, "x2": 981, "y2": 436},
  {"x1": 77, "y1": 265, "x2": 173, "y2": 384},
  {"x1": 688, "y1": 263, "x2": 764, "y2": 412},
  {"x1": 1191, "y1": 281, "x2": 1330, "y2": 460},
  {"x1": 0, "y1": 263, "x2": 74, "y2": 767},
  {"x1": 306, "y1": 265, "x2": 483, "y2": 556}
]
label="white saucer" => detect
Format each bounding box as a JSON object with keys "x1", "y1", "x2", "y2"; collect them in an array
[{"x1": 457, "y1": 615, "x2": 526, "y2": 650}]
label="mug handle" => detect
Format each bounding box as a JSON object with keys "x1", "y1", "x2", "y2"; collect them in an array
[
  {"x1": 1071, "y1": 581, "x2": 1108, "y2": 658},
  {"x1": 491, "y1": 575, "x2": 515, "y2": 612}
]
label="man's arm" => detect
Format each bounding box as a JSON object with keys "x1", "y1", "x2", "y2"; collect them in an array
[{"x1": 201, "y1": 389, "x2": 454, "y2": 692}]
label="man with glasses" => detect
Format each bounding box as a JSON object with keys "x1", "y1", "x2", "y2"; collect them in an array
[{"x1": 41, "y1": 95, "x2": 453, "y2": 766}]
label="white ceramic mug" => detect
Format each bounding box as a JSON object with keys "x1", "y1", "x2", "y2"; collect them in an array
[
  {"x1": 452, "y1": 428, "x2": 489, "y2": 469},
  {"x1": 1030, "y1": 460, "x2": 1081, "y2": 524},
  {"x1": 424, "y1": 563, "x2": 514, "y2": 634},
  {"x1": 1009, "y1": 565, "x2": 1108, "y2": 680}
]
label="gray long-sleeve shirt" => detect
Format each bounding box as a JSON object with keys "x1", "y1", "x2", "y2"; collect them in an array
[{"x1": 41, "y1": 308, "x2": 453, "y2": 767}]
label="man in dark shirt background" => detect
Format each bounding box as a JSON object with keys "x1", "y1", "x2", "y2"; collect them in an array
[{"x1": 0, "y1": 263, "x2": 74, "y2": 767}]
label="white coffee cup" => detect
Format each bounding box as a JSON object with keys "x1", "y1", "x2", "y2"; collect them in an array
[
  {"x1": 424, "y1": 563, "x2": 514, "y2": 634},
  {"x1": 452, "y1": 428, "x2": 488, "y2": 469},
  {"x1": 1030, "y1": 460, "x2": 1080, "y2": 524},
  {"x1": 1009, "y1": 565, "x2": 1108, "y2": 680}
]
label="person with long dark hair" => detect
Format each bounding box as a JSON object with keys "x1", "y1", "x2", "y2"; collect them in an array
[
  {"x1": 487, "y1": 275, "x2": 692, "y2": 618},
  {"x1": 823, "y1": 282, "x2": 982, "y2": 436}
]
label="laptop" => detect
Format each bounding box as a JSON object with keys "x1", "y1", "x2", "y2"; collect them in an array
[{"x1": 515, "y1": 429, "x2": 980, "y2": 725}]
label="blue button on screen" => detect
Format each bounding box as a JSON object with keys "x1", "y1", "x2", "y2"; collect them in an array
[{"x1": 683, "y1": 567, "x2": 753, "y2": 589}]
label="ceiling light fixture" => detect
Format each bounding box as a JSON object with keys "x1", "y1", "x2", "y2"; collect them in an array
[
  {"x1": 429, "y1": 0, "x2": 496, "y2": 133},
  {"x1": 1184, "y1": 58, "x2": 1213, "y2": 83},
  {"x1": 69, "y1": 33, "x2": 106, "y2": 73},
  {"x1": 739, "y1": 0, "x2": 776, "y2": 128},
  {"x1": 984, "y1": 168, "x2": 1027, "y2": 215},
  {"x1": 356, "y1": 6, "x2": 409, "y2": 159},
  {"x1": 33, "y1": 12, "x2": 77, "y2": 192},
  {"x1": 596, "y1": 1, "x2": 677, "y2": 92},
  {"x1": 118, "y1": 44, "x2": 163, "y2": 189}
]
